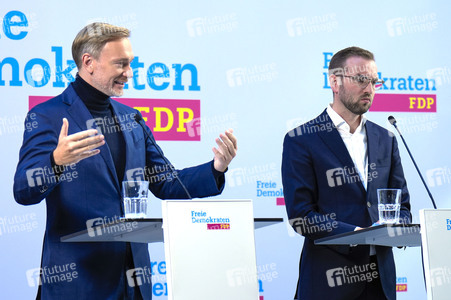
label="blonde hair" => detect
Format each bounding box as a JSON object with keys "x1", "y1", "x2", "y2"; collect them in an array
[{"x1": 72, "y1": 23, "x2": 130, "y2": 69}]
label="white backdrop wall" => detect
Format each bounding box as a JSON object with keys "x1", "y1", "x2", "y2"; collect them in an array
[{"x1": 1, "y1": 1, "x2": 450, "y2": 299}]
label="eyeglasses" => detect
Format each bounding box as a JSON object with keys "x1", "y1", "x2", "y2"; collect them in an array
[{"x1": 336, "y1": 75, "x2": 385, "y2": 90}]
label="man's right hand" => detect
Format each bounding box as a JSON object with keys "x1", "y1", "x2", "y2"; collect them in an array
[{"x1": 53, "y1": 118, "x2": 105, "y2": 166}]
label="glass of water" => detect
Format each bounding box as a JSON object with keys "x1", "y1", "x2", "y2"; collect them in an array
[
  {"x1": 377, "y1": 189, "x2": 402, "y2": 224},
  {"x1": 122, "y1": 181, "x2": 149, "y2": 218}
]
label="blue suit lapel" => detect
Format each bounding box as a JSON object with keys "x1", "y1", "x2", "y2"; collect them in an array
[
  {"x1": 316, "y1": 110, "x2": 366, "y2": 194},
  {"x1": 110, "y1": 101, "x2": 137, "y2": 183},
  {"x1": 365, "y1": 121, "x2": 381, "y2": 221},
  {"x1": 63, "y1": 86, "x2": 120, "y2": 193}
]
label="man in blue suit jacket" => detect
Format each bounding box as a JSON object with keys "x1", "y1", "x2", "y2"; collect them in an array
[
  {"x1": 282, "y1": 47, "x2": 411, "y2": 300},
  {"x1": 14, "y1": 23, "x2": 237, "y2": 299}
]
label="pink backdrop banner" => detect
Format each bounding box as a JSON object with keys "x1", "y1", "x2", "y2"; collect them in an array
[
  {"x1": 370, "y1": 94, "x2": 437, "y2": 112},
  {"x1": 29, "y1": 96, "x2": 201, "y2": 141}
]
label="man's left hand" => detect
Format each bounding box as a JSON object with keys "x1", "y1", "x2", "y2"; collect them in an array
[{"x1": 213, "y1": 129, "x2": 237, "y2": 172}]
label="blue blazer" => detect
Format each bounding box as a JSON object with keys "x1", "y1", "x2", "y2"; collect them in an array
[
  {"x1": 282, "y1": 110, "x2": 411, "y2": 300},
  {"x1": 14, "y1": 85, "x2": 223, "y2": 299}
]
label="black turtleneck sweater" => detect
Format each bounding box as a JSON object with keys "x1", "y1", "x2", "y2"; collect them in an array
[{"x1": 72, "y1": 74, "x2": 126, "y2": 183}]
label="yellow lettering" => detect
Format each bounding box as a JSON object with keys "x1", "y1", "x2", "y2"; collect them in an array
[
  {"x1": 176, "y1": 108, "x2": 194, "y2": 132},
  {"x1": 134, "y1": 106, "x2": 150, "y2": 122},
  {"x1": 427, "y1": 97, "x2": 434, "y2": 109},
  {"x1": 153, "y1": 107, "x2": 174, "y2": 132},
  {"x1": 409, "y1": 97, "x2": 416, "y2": 109},
  {"x1": 417, "y1": 97, "x2": 426, "y2": 109}
]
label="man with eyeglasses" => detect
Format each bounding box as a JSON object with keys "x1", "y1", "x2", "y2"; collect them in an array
[{"x1": 282, "y1": 46, "x2": 411, "y2": 300}]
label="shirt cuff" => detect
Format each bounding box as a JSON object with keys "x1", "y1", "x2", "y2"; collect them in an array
[
  {"x1": 50, "y1": 152, "x2": 64, "y2": 181},
  {"x1": 210, "y1": 161, "x2": 226, "y2": 189}
]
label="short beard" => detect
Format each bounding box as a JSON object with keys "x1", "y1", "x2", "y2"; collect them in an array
[{"x1": 339, "y1": 86, "x2": 372, "y2": 115}]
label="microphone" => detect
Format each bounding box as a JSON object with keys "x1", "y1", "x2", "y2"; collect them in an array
[
  {"x1": 388, "y1": 116, "x2": 437, "y2": 209},
  {"x1": 134, "y1": 113, "x2": 192, "y2": 199}
]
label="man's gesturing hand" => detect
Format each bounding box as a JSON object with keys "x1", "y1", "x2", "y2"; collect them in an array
[
  {"x1": 213, "y1": 129, "x2": 237, "y2": 172},
  {"x1": 53, "y1": 118, "x2": 105, "y2": 166}
]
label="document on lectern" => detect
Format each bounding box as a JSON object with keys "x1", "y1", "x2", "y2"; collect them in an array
[{"x1": 162, "y1": 199, "x2": 259, "y2": 300}]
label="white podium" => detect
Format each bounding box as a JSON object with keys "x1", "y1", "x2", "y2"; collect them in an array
[
  {"x1": 314, "y1": 209, "x2": 451, "y2": 300},
  {"x1": 61, "y1": 200, "x2": 282, "y2": 300},
  {"x1": 162, "y1": 199, "x2": 259, "y2": 300},
  {"x1": 420, "y1": 209, "x2": 451, "y2": 300}
]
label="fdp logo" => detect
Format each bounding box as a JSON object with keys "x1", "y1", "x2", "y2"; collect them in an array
[{"x1": 29, "y1": 96, "x2": 201, "y2": 141}]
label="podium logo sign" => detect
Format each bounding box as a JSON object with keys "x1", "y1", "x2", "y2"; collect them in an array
[
  {"x1": 207, "y1": 223, "x2": 230, "y2": 230},
  {"x1": 191, "y1": 210, "x2": 231, "y2": 230},
  {"x1": 396, "y1": 276, "x2": 408, "y2": 292}
]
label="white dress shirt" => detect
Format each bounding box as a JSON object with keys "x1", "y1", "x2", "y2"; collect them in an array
[
  {"x1": 326, "y1": 104, "x2": 368, "y2": 190},
  {"x1": 326, "y1": 105, "x2": 375, "y2": 254}
]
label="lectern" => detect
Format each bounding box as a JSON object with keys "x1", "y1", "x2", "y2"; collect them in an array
[
  {"x1": 61, "y1": 199, "x2": 282, "y2": 300},
  {"x1": 315, "y1": 209, "x2": 451, "y2": 300}
]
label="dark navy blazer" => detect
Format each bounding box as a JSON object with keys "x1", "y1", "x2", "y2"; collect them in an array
[
  {"x1": 282, "y1": 110, "x2": 411, "y2": 300},
  {"x1": 14, "y1": 85, "x2": 223, "y2": 299}
]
